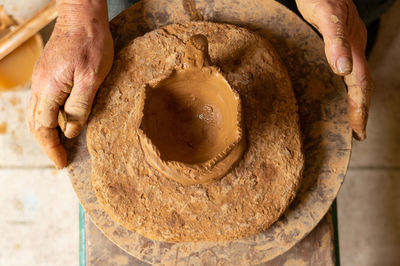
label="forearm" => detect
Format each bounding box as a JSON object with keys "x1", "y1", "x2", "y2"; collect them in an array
[{"x1": 56, "y1": 0, "x2": 109, "y2": 35}]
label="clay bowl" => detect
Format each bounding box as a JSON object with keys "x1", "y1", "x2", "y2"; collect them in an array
[{"x1": 137, "y1": 35, "x2": 246, "y2": 185}]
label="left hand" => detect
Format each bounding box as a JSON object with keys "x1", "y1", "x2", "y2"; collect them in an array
[{"x1": 296, "y1": 0, "x2": 373, "y2": 140}]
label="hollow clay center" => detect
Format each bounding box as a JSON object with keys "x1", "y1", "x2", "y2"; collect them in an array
[{"x1": 139, "y1": 34, "x2": 246, "y2": 185}]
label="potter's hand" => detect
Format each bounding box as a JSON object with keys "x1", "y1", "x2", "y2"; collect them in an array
[
  {"x1": 296, "y1": 0, "x2": 373, "y2": 140},
  {"x1": 27, "y1": 0, "x2": 113, "y2": 168}
]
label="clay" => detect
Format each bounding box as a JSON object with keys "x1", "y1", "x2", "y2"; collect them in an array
[
  {"x1": 138, "y1": 34, "x2": 245, "y2": 185},
  {"x1": 87, "y1": 21, "x2": 303, "y2": 242}
]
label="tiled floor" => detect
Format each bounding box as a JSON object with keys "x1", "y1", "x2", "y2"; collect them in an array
[
  {"x1": 0, "y1": 169, "x2": 78, "y2": 266},
  {"x1": 338, "y1": 170, "x2": 400, "y2": 265},
  {"x1": 0, "y1": 90, "x2": 79, "y2": 266},
  {"x1": 0, "y1": 0, "x2": 399, "y2": 265}
]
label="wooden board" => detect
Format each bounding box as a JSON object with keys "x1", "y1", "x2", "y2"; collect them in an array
[{"x1": 65, "y1": 0, "x2": 352, "y2": 264}]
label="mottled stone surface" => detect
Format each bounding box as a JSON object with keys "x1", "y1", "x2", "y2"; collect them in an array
[{"x1": 85, "y1": 210, "x2": 335, "y2": 265}]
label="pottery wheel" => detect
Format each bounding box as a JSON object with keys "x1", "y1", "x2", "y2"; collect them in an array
[{"x1": 65, "y1": 0, "x2": 352, "y2": 264}]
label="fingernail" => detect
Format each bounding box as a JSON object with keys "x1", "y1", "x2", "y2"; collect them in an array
[
  {"x1": 336, "y1": 56, "x2": 352, "y2": 75},
  {"x1": 65, "y1": 121, "x2": 81, "y2": 139}
]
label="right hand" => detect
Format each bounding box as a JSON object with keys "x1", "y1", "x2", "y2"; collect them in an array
[
  {"x1": 296, "y1": 0, "x2": 373, "y2": 140},
  {"x1": 27, "y1": 0, "x2": 113, "y2": 169}
]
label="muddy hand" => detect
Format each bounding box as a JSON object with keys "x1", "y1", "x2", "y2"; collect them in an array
[
  {"x1": 27, "y1": 0, "x2": 113, "y2": 168},
  {"x1": 296, "y1": 0, "x2": 373, "y2": 140}
]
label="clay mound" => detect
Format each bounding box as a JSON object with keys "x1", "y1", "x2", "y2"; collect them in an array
[{"x1": 87, "y1": 21, "x2": 304, "y2": 242}]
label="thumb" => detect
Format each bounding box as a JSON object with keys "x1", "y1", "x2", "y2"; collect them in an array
[
  {"x1": 321, "y1": 13, "x2": 353, "y2": 75},
  {"x1": 297, "y1": 1, "x2": 353, "y2": 75},
  {"x1": 62, "y1": 77, "x2": 99, "y2": 138}
]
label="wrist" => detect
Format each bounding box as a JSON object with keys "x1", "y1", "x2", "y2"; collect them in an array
[{"x1": 56, "y1": 0, "x2": 109, "y2": 36}]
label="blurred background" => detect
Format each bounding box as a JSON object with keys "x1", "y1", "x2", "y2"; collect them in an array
[
  {"x1": 0, "y1": 0, "x2": 78, "y2": 265},
  {"x1": 0, "y1": 0, "x2": 399, "y2": 265}
]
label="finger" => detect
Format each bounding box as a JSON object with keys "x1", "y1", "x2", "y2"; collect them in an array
[
  {"x1": 28, "y1": 69, "x2": 71, "y2": 168},
  {"x1": 63, "y1": 75, "x2": 100, "y2": 138},
  {"x1": 296, "y1": 0, "x2": 353, "y2": 75},
  {"x1": 345, "y1": 34, "x2": 372, "y2": 140},
  {"x1": 27, "y1": 92, "x2": 68, "y2": 168},
  {"x1": 344, "y1": 60, "x2": 372, "y2": 141},
  {"x1": 315, "y1": 3, "x2": 353, "y2": 75},
  {"x1": 33, "y1": 127, "x2": 67, "y2": 169}
]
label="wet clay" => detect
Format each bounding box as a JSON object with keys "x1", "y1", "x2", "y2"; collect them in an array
[
  {"x1": 87, "y1": 22, "x2": 304, "y2": 242},
  {"x1": 0, "y1": 6, "x2": 43, "y2": 91},
  {"x1": 139, "y1": 34, "x2": 245, "y2": 185},
  {"x1": 141, "y1": 69, "x2": 239, "y2": 163}
]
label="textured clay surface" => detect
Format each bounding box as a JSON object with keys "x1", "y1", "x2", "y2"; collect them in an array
[
  {"x1": 140, "y1": 69, "x2": 238, "y2": 165},
  {"x1": 138, "y1": 67, "x2": 247, "y2": 185},
  {"x1": 87, "y1": 21, "x2": 303, "y2": 242}
]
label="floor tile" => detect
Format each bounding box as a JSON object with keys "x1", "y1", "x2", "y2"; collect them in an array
[
  {"x1": 0, "y1": 169, "x2": 79, "y2": 266},
  {"x1": 0, "y1": 90, "x2": 53, "y2": 167},
  {"x1": 338, "y1": 169, "x2": 400, "y2": 266}
]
